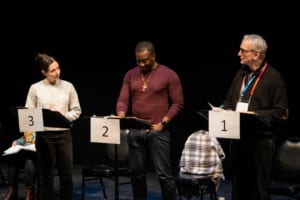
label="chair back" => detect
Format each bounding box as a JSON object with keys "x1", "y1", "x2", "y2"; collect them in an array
[
  {"x1": 175, "y1": 130, "x2": 224, "y2": 200},
  {"x1": 273, "y1": 137, "x2": 300, "y2": 182},
  {"x1": 179, "y1": 130, "x2": 225, "y2": 179},
  {"x1": 105, "y1": 129, "x2": 129, "y2": 165}
]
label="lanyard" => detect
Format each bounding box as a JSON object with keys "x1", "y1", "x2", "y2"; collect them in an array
[{"x1": 240, "y1": 62, "x2": 267, "y2": 97}]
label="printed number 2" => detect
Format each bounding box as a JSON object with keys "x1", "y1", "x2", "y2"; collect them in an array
[{"x1": 102, "y1": 126, "x2": 109, "y2": 137}]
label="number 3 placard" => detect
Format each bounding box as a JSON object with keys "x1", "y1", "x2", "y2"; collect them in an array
[
  {"x1": 90, "y1": 117, "x2": 120, "y2": 144},
  {"x1": 18, "y1": 108, "x2": 44, "y2": 132},
  {"x1": 209, "y1": 110, "x2": 240, "y2": 139}
]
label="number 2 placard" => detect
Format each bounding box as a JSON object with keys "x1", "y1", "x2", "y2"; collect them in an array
[
  {"x1": 90, "y1": 117, "x2": 120, "y2": 144},
  {"x1": 209, "y1": 111, "x2": 240, "y2": 139}
]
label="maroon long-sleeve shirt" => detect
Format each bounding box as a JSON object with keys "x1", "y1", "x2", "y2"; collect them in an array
[{"x1": 116, "y1": 64, "x2": 184, "y2": 124}]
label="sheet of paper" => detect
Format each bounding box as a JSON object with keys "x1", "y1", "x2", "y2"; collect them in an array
[
  {"x1": 208, "y1": 102, "x2": 224, "y2": 112},
  {"x1": 2, "y1": 144, "x2": 36, "y2": 156}
]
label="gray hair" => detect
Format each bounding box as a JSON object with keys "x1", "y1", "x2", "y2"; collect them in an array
[{"x1": 242, "y1": 34, "x2": 268, "y2": 58}]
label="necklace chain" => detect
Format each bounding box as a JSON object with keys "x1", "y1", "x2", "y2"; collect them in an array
[{"x1": 141, "y1": 70, "x2": 154, "y2": 92}]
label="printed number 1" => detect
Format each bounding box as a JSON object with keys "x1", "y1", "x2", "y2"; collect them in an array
[{"x1": 221, "y1": 120, "x2": 227, "y2": 132}]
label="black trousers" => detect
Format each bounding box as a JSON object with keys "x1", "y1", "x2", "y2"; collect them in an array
[
  {"x1": 231, "y1": 137, "x2": 274, "y2": 200},
  {"x1": 36, "y1": 130, "x2": 73, "y2": 200},
  {"x1": 6, "y1": 151, "x2": 37, "y2": 188}
]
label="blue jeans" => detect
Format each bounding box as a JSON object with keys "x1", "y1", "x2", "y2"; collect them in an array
[
  {"x1": 36, "y1": 130, "x2": 73, "y2": 200},
  {"x1": 127, "y1": 129, "x2": 176, "y2": 200}
]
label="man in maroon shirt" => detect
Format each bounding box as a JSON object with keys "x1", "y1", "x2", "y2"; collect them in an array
[{"x1": 116, "y1": 41, "x2": 184, "y2": 200}]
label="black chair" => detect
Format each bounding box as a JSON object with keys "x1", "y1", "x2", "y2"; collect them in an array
[
  {"x1": 269, "y1": 137, "x2": 300, "y2": 199},
  {"x1": 0, "y1": 166, "x2": 6, "y2": 186},
  {"x1": 0, "y1": 122, "x2": 7, "y2": 186},
  {"x1": 174, "y1": 172, "x2": 218, "y2": 200},
  {"x1": 174, "y1": 130, "x2": 225, "y2": 200},
  {"x1": 81, "y1": 129, "x2": 131, "y2": 200}
]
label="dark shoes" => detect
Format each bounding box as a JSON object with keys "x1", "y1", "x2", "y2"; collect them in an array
[
  {"x1": 2, "y1": 186, "x2": 18, "y2": 200},
  {"x1": 25, "y1": 187, "x2": 35, "y2": 200},
  {"x1": 2, "y1": 186, "x2": 35, "y2": 200}
]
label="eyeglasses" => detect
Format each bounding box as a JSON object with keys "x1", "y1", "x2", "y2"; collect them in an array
[{"x1": 239, "y1": 48, "x2": 255, "y2": 54}]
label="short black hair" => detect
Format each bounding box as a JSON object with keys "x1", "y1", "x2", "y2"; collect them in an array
[{"x1": 135, "y1": 41, "x2": 155, "y2": 55}]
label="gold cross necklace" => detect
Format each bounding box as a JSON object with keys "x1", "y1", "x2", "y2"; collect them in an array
[{"x1": 141, "y1": 70, "x2": 154, "y2": 92}]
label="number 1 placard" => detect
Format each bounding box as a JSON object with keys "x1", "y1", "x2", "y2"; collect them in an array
[
  {"x1": 18, "y1": 108, "x2": 44, "y2": 132},
  {"x1": 90, "y1": 117, "x2": 120, "y2": 144},
  {"x1": 209, "y1": 111, "x2": 240, "y2": 139}
]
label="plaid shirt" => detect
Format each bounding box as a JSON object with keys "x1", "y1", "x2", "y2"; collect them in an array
[{"x1": 179, "y1": 130, "x2": 225, "y2": 180}]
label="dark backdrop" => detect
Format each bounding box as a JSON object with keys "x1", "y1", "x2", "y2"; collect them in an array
[{"x1": 1, "y1": 6, "x2": 299, "y2": 176}]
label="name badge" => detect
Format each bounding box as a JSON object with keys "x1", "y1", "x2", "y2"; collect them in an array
[{"x1": 236, "y1": 102, "x2": 249, "y2": 112}]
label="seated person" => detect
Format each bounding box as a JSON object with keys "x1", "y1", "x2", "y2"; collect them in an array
[
  {"x1": 178, "y1": 129, "x2": 225, "y2": 197},
  {"x1": 2, "y1": 131, "x2": 36, "y2": 200}
]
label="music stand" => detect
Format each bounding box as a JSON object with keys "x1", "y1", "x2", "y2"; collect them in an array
[
  {"x1": 10, "y1": 107, "x2": 72, "y2": 129},
  {"x1": 105, "y1": 116, "x2": 151, "y2": 199},
  {"x1": 199, "y1": 109, "x2": 273, "y2": 200},
  {"x1": 196, "y1": 110, "x2": 271, "y2": 139},
  {"x1": 107, "y1": 116, "x2": 151, "y2": 130},
  {"x1": 42, "y1": 109, "x2": 72, "y2": 128}
]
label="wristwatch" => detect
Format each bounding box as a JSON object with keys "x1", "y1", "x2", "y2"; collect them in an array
[{"x1": 161, "y1": 121, "x2": 168, "y2": 128}]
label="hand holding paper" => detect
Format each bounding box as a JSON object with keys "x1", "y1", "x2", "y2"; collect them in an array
[{"x1": 208, "y1": 102, "x2": 225, "y2": 112}]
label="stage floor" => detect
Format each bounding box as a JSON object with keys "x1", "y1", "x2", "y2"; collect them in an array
[{"x1": 0, "y1": 163, "x2": 297, "y2": 200}]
